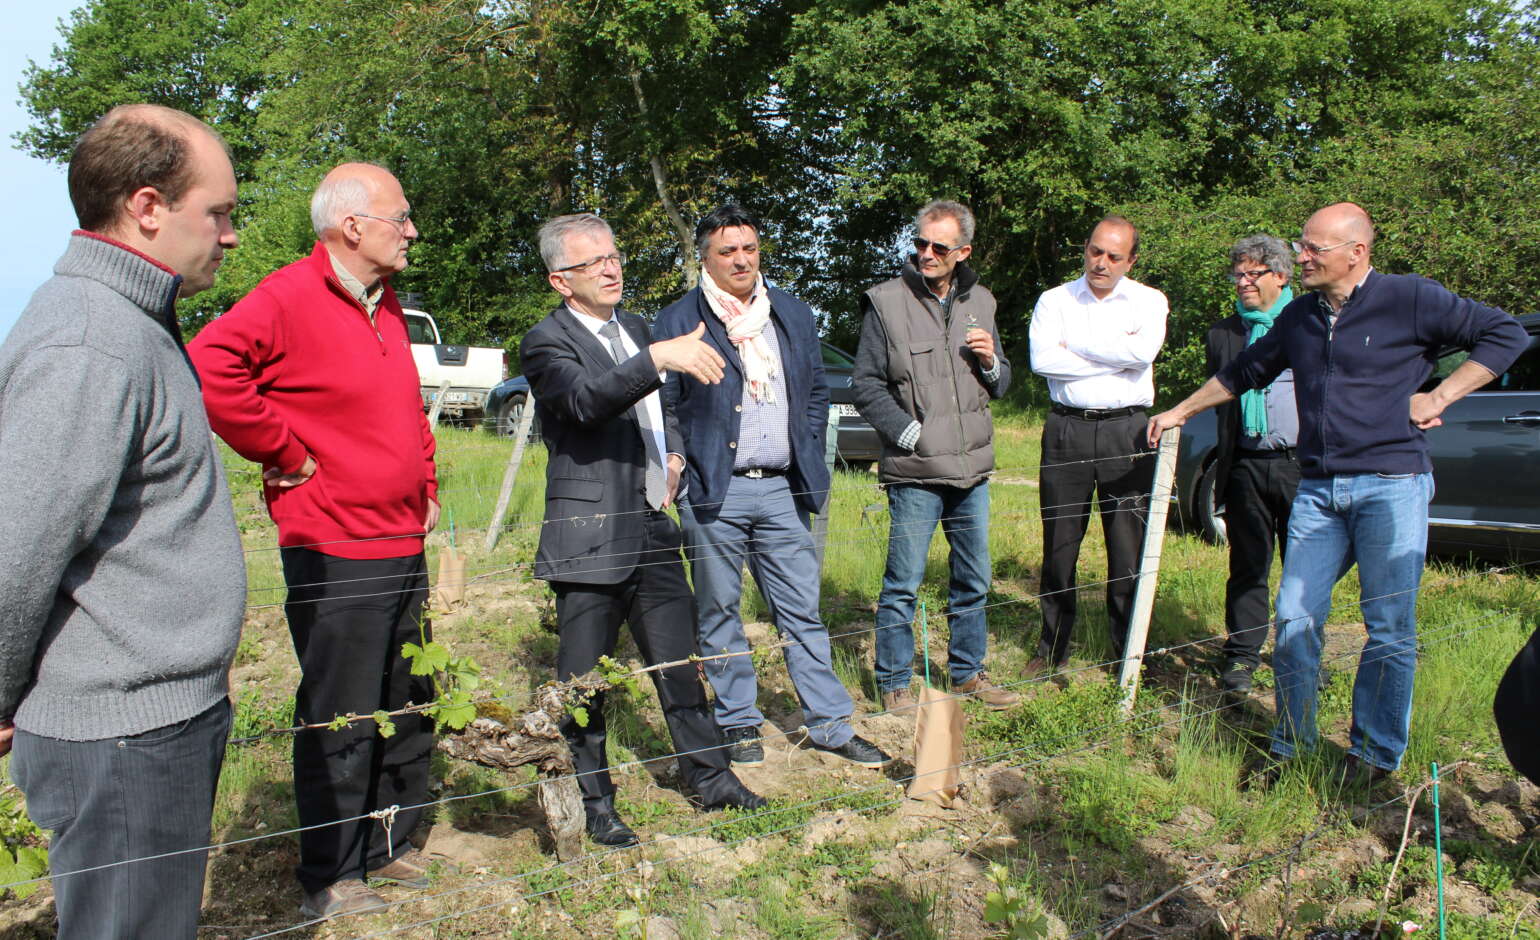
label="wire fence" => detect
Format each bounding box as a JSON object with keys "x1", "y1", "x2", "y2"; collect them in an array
[{"x1": 9, "y1": 438, "x2": 1536, "y2": 937}]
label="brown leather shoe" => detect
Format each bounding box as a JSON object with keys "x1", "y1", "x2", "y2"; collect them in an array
[
  {"x1": 300, "y1": 879, "x2": 388, "y2": 920},
  {"x1": 368, "y1": 847, "x2": 436, "y2": 888},
  {"x1": 881, "y1": 687, "x2": 917, "y2": 712},
  {"x1": 954, "y1": 671, "x2": 1021, "y2": 710}
]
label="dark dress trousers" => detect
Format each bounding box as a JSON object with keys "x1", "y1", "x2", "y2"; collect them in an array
[
  {"x1": 1206, "y1": 315, "x2": 1301, "y2": 668},
  {"x1": 518, "y1": 305, "x2": 732, "y2": 808}
]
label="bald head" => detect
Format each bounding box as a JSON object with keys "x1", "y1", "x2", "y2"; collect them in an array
[
  {"x1": 1307, "y1": 202, "x2": 1375, "y2": 251},
  {"x1": 313, "y1": 162, "x2": 417, "y2": 284},
  {"x1": 1297, "y1": 202, "x2": 1374, "y2": 300}
]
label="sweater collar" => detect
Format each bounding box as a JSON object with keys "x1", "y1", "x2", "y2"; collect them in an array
[
  {"x1": 57, "y1": 231, "x2": 183, "y2": 331},
  {"x1": 899, "y1": 257, "x2": 979, "y2": 301}
]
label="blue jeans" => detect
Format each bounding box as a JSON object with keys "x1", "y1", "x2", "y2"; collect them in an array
[
  {"x1": 874, "y1": 482, "x2": 991, "y2": 692},
  {"x1": 1270, "y1": 473, "x2": 1433, "y2": 770},
  {"x1": 681, "y1": 474, "x2": 854, "y2": 748}
]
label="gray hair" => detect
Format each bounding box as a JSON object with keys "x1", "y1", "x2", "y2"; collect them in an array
[
  {"x1": 538, "y1": 213, "x2": 614, "y2": 272},
  {"x1": 310, "y1": 166, "x2": 389, "y2": 236},
  {"x1": 1229, "y1": 233, "x2": 1293, "y2": 280},
  {"x1": 915, "y1": 200, "x2": 976, "y2": 246}
]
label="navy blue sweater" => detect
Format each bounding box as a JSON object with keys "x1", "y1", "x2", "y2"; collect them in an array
[{"x1": 1216, "y1": 271, "x2": 1527, "y2": 478}]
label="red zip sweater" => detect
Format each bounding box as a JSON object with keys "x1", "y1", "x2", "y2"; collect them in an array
[{"x1": 188, "y1": 241, "x2": 437, "y2": 559}]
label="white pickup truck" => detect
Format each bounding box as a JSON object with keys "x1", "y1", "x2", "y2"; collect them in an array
[{"x1": 402, "y1": 307, "x2": 506, "y2": 425}]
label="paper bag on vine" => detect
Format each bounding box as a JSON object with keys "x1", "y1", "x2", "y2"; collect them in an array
[
  {"x1": 907, "y1": 685, "x2": 964, "y2": 807},
  {"x1": 434, "y1": 546, "x2": 467, "y2": 611}
]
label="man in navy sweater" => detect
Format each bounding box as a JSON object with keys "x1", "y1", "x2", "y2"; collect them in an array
[{"x1": 1149, "y1": 203, "x2": 1526, "y2": 787}]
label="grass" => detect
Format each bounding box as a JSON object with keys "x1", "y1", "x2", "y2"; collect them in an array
[{"x1": 5, "y1": 411, "x2": 1539, "y2": 938}]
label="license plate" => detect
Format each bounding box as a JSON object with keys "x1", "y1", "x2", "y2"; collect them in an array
[
  {"x1": 833, "y1": 403, "x2": 860, "y2": 417},
  {"x1": 444, "y1": 391, "x2": 470, "y2": 403}
]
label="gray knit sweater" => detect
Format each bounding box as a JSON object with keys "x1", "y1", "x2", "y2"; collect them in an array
[{"x1": 0, "y1": 233, "x2": 247, "y2": 740}]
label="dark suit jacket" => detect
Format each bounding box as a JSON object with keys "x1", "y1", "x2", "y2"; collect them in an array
[
  {"x1": 519, "y1": 305, "x2": 683, "y2": 585},
  {"x1": 653, "y1": 285, "x2": 831, "y2": 520},
  {"x1": 1205, "y1": 314, "x2": 1247, "y2": 493}
]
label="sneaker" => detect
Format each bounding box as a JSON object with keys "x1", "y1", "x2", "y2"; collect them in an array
[
  {"x1": 881, "y1": 687, "x2": 917, "y2": 713},
  {"x1": 368, "y1": 848, "x2": 435, "y2": 888},
  {"x1": 954, "y1": 671, "x2": 1021, "y2": 710},
  {"x1": 1220, "y1": 660, "x2": 1255, "y2": 696},
  {"x1": 814, "y1": 734, "x2": 892, "y2": 768},
  {"x1": 300, "y1": 879, "x2": 388, "y2": 920},
  {"x1": 722, "y1": 725, "x2": 764, "y2": 767}
]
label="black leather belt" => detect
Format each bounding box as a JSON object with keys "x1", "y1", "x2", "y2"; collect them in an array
[
  {"x1": 734, "y1": 467, "x2": 787, "y2": 478},
  {"x1": 1238, "y1": 447, "x2": 1297, "y2": 460},
  {"x1": 1051, "y1": 403, "x2": 1144, "y2": 420}
]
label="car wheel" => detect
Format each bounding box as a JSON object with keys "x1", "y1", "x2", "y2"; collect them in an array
[
  {"x1": 1195, "y1": 460, "x2": 1228, "y2": 545},
  {"x1": 497, "y1": 395, "x2": 538, "y2": 440}
]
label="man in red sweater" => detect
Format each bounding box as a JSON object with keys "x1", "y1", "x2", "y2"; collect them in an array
[{"x1": 189, "y1": 162, "x2": 440, "y2": 920}]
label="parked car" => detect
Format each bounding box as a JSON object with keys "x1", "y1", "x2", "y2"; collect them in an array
[
  {"x1": 403, "y1": 306, "x2": 505, "y2": 424},
  {"x1": 1173, "y1": 313, "x2": 1540, "y2": 559},
  {"x1": 484, "y1": 341, "x2": 883, "y2": 467}
]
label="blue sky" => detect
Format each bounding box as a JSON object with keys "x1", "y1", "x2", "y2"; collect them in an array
[{"x1": 1, "y1": 2, "x2": 81, "y2": 341}]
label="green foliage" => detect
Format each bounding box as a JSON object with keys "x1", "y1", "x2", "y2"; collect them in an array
[
  {"x1": 21, "y1": 0, "x2": 1540, "y2": 372},
  {"x1": 976, "y1": 677, "x2": 1125, "y2": 756},
  {"x1": 230, "y1": 686, "x2": 295, "y2": 740},
  {"x1": 401, "y1": 633, "x2": 483, "y2": 733},
  {"x1": 983, "y1": 862, "x2": 1052, "y2": 939},
  {"x1": 0, "y1": 787, "x2": 47, "y2": 899}
]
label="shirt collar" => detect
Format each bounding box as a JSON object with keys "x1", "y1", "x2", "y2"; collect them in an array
[
  {"x1": 1069, "y1": 274, "x2": 1133, "y2": 303},
  {"x1": 328, "y1": 251, "x2": 384, "y2": 315},
  {"x1": 566, "y1": 304, "x2": 619, "y2": 338}
]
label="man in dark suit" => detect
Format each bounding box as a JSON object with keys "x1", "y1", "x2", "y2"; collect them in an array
[
  {"x1": 519, "y1": 213, "x2": 766, "y2": 848},
  {"x1": 1205, "y1": 234, "x2": 1301, "y2": 697},
  {"x1": 654, "y1": 205, "x2": 889, "y2": 770}
]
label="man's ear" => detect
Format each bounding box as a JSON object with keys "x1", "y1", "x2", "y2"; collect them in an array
[
  {"x1": 956, "y1": 244, "x2": 973, "y2": 264},
  {"x1": 547, "y1": 271, "x2": 572, "y2": 299},
  {"x1": 123, "y1": 186, "x2": 167, "y2": 233}
]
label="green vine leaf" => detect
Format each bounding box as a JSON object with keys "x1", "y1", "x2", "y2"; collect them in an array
[{"x1": 372, "y1": 710, "x2": 397, "y2": 738}]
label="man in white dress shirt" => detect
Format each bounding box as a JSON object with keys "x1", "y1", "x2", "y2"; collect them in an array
[{"x1": 1027, "y1": 216, "x2": 1168, "y2": 674}]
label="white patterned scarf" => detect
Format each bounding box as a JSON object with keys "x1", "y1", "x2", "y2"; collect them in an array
[{"x1": 699, "y1": 271, "x2": 778, "y2": 403}]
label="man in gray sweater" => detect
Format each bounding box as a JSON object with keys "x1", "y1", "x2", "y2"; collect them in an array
[{"x1": 0, "y1": 105, "x2": 246, "y2": 939}]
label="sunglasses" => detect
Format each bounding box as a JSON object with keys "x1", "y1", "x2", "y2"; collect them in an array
[{"x1": 912, "y1": 236, "x2": 964, "y2": 256}]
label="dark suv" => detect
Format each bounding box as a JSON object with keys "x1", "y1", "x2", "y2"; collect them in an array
[{"x1": 1173, "y1": 313, "x2": 1540, "y2": 559}]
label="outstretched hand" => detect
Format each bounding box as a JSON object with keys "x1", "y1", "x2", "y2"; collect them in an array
[{"x1": 650, "y1": 322, "x2": 726, "y2": 385}]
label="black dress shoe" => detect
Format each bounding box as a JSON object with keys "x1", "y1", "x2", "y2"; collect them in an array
[
  {"x1": 585, "y1": 809, "x2": 639, "y2": 847},
  {"x1": 692, "y1": 777, "x2": 768, "y2": 812}
]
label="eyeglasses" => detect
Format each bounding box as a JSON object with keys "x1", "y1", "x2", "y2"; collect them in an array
[
  {"x1": 1229, "y1": 268, "x2": 1274, "y2": 284},
  {"x1": 554, "y1": 252, "x2": 626, "y2": 275},
  {"x1": 354, "y1": 210, "x2": 412, "y2": 231},
  {"x1": 1291, "y1": 239, "x2": 1356, "y2": 257},
  {"x1": 912, "y1": 236, "x2": 963, "y2": 256}
]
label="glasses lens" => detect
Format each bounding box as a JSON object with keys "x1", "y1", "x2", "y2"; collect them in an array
[{"x1": 912, "y1": 237, "x2": 931, "y2": 252}]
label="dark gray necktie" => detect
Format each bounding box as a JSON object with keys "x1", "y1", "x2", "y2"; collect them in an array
[{"x1": 598, "y1": 319, "x2": 666, "y2": 510}]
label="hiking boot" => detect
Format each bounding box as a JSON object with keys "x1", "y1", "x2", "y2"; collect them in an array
[
  {"x1": 1220, "y1": 660, "x2": 1255, "y2": 696},
  {"x1": 814, "y1": 734, "x2": 892, "y2": 768},
  {"x1": 1022, "y1": 656, "x2": 1068, "y2": 681},
  {"x1": 722, "y1": 725, "x2": 764, "y2": 767},
  {"x1": 881, "y1": 687, "x2": 917, "y2": 713},
  {"x1": 368, "y1": 848, "x2": 435, "y2": 888},
  {"x1": 300, "y1": 879, "x2": 388, "y2": 920},
  {"x1": 954, "y1": 671, "x2": 1021, "y2": 710}
]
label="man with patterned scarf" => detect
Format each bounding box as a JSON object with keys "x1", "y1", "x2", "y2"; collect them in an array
[
  {"x1": 1205, "y1": 234, "x2": 1301, "y2": 697},
  {"x1": 655, "y1": 204, "x2": 890, "y2": 771}
]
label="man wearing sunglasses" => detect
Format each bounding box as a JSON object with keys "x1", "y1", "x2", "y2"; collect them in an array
[
  {"x1": 1028, "y1": 216, "x2": 1168, "y2": 677},
  {"x1": 1148, "y1": 202, "x2": 1527, "y2": 788},
  {"x1": 190, "y1": 163, "x2": 443, "y2": 919},
  {"x1": 852, "y1": 200, "x2": 1019, "y2": 712},
  {"x1": 1205, "y1": 235, "x2": 1301, "y2": 699}
]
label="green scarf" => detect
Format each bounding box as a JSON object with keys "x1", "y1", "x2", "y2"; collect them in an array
[{"x1": 1236, "y1": 286, "x2": 1292, "y2": 438}]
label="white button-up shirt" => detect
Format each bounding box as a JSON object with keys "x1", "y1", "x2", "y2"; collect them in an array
[
  {"x1": 569, "y1": 306, "x2": 669, "y2": 464},
  {"x1": 1028, "y1": 274, "x2": 1168, "y2": 409}
]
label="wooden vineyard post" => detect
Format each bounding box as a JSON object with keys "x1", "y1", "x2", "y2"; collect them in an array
[
  {"x1": 426, "y1": 379, "x2": 453, "y2": 427},
  {"x1": 1118, "y1": 427, "x2": 1181, "y2": 715},
  {"x1": 484, "y1": 395, "x2": 537, "y2": 552}
]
